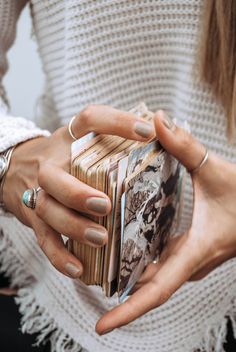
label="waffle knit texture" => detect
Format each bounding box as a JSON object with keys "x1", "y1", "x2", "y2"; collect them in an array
[{"x1": 0, "y1": 1, "x2": 236, "y2": 352}]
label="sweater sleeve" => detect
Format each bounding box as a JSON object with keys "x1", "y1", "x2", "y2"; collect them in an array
[{"x1": 0, "y1": 0, "x2": 50, "y2": 154}]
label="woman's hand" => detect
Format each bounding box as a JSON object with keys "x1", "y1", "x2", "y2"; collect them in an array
[
  {"x1": 96, "y1": 111, "x2": 236, "y2": 335},
  {"x1": 3, "y1": 105, "x2": 154, "y2": 279}
]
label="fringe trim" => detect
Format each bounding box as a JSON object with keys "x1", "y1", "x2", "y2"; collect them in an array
[
  {"x1": 0, "y1": 230, "x2": 86, "y2": 352},
  {"x1": 0, "y1": 228, "x2": 236, "y2": 352},
  {"x1": 0, "y1": 230, "x2": 35, "y2": 288},
  {"x1": 191, "y1": 313, "x2": 236, "y2": 352},
  {"x1": 15, "y1": 289, "x2": 86, "y2": 352}
]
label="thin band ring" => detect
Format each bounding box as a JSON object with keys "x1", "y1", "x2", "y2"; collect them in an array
[
  {"x1": 68, "y1": 115, "x2": 77, "y2": 141},
  {"x1": 189, "y1": 148, "x2": 209, "y2": 174}
]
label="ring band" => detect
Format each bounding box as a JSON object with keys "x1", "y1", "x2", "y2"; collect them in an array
[
  {"x1": 68, "y1": 115, "x2": 77, "y2": 141},
  {"x1": 22, "y1": 187, "x2": 42, "y2": 209},
  {"x1": 189, "y1": 148, "x2": 209, "y2": 174}
]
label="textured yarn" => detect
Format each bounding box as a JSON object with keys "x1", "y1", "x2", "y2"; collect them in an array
[{"x1": 0, "y1": 1, "x2": 236, "y2": 352}]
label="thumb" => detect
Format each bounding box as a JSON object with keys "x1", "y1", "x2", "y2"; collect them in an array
[{"x1": 154, "y1": 110, "x2": 206, "y2": 172}]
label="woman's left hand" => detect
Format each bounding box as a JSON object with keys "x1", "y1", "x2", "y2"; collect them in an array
[{"x1": 96, "y1": 111, "x2": 236, "y2": 335}]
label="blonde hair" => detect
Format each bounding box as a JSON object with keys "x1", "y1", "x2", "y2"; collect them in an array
[{"x1": 200, "y1": 0, "x2": 236, "y2": 139}]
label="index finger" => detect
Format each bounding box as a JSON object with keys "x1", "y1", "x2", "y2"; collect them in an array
[
  {"x1": 96, "y1": 239, "x2": 197, "y2": 335},
  {"x1": 70, "y1": 104, "x2": 155, "y2": 141}
]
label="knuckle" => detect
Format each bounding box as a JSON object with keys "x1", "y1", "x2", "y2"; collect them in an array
[
  {"x1": 37, "y1": 234, "x2": 47, "y2": 252},
  {"x1": 38, "y1": 162, "x2": 49, "y2": 188},
  {"x1": 178, "y1": 129, "x2": 193, "y2": 151},
  {"x1": 37, "y1": 233, "x2": 61, "y2": 271},
  {"x1": 79, "y1": 104, "x2": 98, "y2": 127},
  {"x1": 158, "y1": 289, "x2": 172, "y2": 305},
  {"x1": 63, "y1": 215, "x2": 81, "y2": 238},
  {"x1": 66, "y1": 187, "x2": 83, "y2": 208},
  {"x1": 114, "y1": 113, "x2": 131, "y2": 130},
  {"x1": 149, "y1": 278, "x2": 172, "y2": 306},
  {"x1": 49, "y1": 252, "x2": 59, "y2": 268},
  {"x1": 35, "y1": 193, "x2": 49, "y2": 218}
]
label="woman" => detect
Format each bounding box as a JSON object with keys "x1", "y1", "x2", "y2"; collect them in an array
[{"x1": 0, "y1": 1, "x2": 236, "y2": 351}]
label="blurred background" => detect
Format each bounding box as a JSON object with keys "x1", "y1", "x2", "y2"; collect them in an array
[{"x1": 3, "y1": 4, "x2": 44, "y2": 120}]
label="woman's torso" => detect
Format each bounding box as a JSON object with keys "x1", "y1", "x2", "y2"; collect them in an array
[
  {"x1": 29, "y1": 0, "x2": 236, "y2": 232},
  {"x1": 30, "y1": 0, "x2": 203, "y2": 124}
]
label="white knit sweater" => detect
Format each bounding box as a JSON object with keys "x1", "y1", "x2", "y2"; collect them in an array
[{"x1": 1, "y1": 1, "x2": 236, "y2": 352}]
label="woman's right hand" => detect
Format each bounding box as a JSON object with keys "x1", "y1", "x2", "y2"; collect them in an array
[{"x1": 3, "y1": 105, "x2": 154, "y2": 279}]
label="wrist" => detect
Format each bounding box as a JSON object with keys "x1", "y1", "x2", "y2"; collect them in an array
[{"x1": 3, "y1": 136, "x2": 49, "y2": 222}]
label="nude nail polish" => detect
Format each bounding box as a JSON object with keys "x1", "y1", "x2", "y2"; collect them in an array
[
  {"x1": 158, "y1": 110, "x2": 175, "y2": 131},
  {"x1": 84, "y1": 228, "x2": 107, "y2": 246},
  {"x1": 65, "y1": 263, "x2": 81, "y2": 278},
  {"x1": 86, "y1": 197, "x2": 110, "y2": 215},
  {"x1": 134, "y1": 121, "x2": 153, "y2": 138}
]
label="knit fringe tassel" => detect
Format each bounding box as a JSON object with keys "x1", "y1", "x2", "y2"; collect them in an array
[
  {"x1": 0, "y1": 229, "x2": 235, "y2": 352},
  {"x1": 191, "y1": 311, "x2": 236, "y2": 352},
  {"x1": 0, "y1": 230, "x2": 85, "y2": 352},
  {"x1": 16, "y1": 289, "x2": 86, "y2": 352}
]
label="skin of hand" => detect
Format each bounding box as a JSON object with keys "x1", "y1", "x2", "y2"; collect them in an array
[
  {"x1": 96, "y1": 110, "x2": 236, "y2": 335},
  {"x1": 3, "y1": 104, "x2": 155, "y2": 279}
]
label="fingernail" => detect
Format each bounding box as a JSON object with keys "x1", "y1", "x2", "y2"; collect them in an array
[
  {"x1": 84, "y1": 228, "x2": 107, "y2": 246},
  {"x1": 100, "y1": 328, "x2": 114, "y2": 335},
  {"x1": 65, "y1": 262, "x2": 81, "y2": 278},
  {"x1": 134, "y1": 121, "x2": 153, "y2": 138},
  {"x1": 158, "y1": 110, "x2": 175, "y2": 131},
  {"x1": 86, "y1": 197, "x2": 110, "y2": 215}
]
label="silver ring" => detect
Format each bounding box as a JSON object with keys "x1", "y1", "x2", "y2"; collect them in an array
[
  {"x1": 22, "y1": 187, "x2": 42, "y2": 209},
  {"x1": 68, "y1": 115, "x2": 77, "y2": 141},
  {"x1": 189, "y1": 148, "x2": 209, "y2": 174}
]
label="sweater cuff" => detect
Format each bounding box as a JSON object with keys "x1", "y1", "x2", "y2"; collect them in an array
[{"x1": 0, "y1": 103, "x2": 51, "y2": 153}]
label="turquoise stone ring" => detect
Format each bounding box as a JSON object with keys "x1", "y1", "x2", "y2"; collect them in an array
[{"x1": 22, "y1": 187, "x2": 41, "y2": 209}]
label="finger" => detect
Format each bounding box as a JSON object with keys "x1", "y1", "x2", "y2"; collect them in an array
[
  {"x1": 38, "y1": 163, "x2": 111, "y2": 216},
  {"x1": 33, "y1": 218, "x2": 83, "y2": 278},
  {"x1": 96, "y1": 237, "x2": 197, "y2": 335},
  {"x1": 0, "y1": 288, "x2": 18, "y2": 296},
  {"x1": 130, "y1": 262, "x2": 162, "y2": 294},
  {"x1": 35, "y1": 190, "x2": 108, "y2": 247},
  {"x1": 130, "y1": 235, "x2": 187, "y2": 294},
  {"x1": 154, "y1": 111, "x2": 207, "y2": 174},
  {"x1": 66, "y1": 104, "x2": 155, "y2": 141}
]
